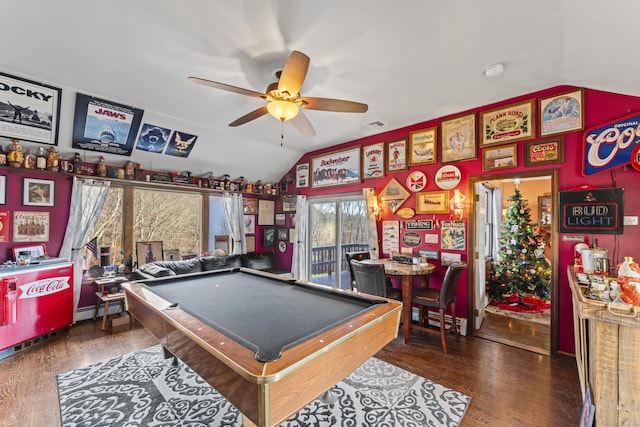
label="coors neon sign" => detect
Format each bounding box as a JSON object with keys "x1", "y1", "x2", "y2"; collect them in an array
[{"x1": 583, "y1": 112, "x2": 640, "y2": 175}]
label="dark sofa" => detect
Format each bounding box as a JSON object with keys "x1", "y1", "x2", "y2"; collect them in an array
[{"x1": 133, "y1": 252, "x2": 290, "y2": 279}]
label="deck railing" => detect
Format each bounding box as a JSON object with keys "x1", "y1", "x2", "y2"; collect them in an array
[{"x1": 311, "y1": 243, "x2": 369, "y2": 277}]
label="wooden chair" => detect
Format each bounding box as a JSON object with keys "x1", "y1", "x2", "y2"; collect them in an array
[
  {"x1": 411, "y1": 263, "x2": 467, "y2": 353},
  {"x1": 350, "y1": 259, "x2": 402, "y2": 301},
  {"x1": 345, "y1": 251, "x2": 371, "y2": 291}
]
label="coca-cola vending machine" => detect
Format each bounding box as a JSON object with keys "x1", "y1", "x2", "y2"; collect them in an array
[{"x1": 0, "y1": 259, "x2": 74, "y2": 356}]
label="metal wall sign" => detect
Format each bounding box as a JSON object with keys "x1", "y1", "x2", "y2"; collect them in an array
[
  {"x1": 405, "y1": 219, "x2": 434, "y2": 230},
  {"x1": 559, "y1": 188, "x2": 624, "y2": 234}
]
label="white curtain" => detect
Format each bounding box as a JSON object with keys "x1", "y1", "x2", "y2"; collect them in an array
[
  {"x1": 59, "y1": 178, "x2": 110, "y2": 322},
  {"x1": 292, "y1": 195, "x2": 308, "y2": 280},
  {"x1": 363, "y1": 188, "x2": 380, "y2": 259},
  {"x1": 492, "y1": 186, "x2": 503, "y2": 260},
  {"x1": 223, "y1": 192, "x2": 246, "y2": 255}
]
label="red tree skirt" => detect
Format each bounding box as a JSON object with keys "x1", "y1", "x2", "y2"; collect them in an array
[{"x1": 490, "y1": 294, "x2": 551, "y2": 313}]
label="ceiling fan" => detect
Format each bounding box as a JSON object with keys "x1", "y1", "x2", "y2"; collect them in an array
[{"x1": 188, "y1": 51, "x2": 368, "y2": 137}]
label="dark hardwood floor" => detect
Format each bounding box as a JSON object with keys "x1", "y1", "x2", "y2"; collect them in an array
[{"x1": 0, "y1": 320, "x2": 582, "y2": 427}]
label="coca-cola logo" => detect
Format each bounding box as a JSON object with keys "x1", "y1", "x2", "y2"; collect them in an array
[
  {"x1": 19, "y1": 276, "x2": 70, "y2": 299},
  {"x1": 583, "y1": 112, "x2": 640, "y2": 176}
]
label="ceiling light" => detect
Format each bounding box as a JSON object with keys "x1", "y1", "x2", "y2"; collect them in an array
[
  {"x1": 484, "y1": 63, "x2": 504, "y2": 77},
  {"x1": 267, "y1": 100, "x2": 299, "y2": 121}
]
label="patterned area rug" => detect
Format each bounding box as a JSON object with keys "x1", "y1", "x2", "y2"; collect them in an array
[{"x1": 57, "y1": 345, "x2": 470, "y2": 426}]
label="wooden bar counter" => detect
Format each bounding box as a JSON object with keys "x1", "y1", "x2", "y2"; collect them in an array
[{"x1": 568, "y1": 265, "x2": 640, "y2": 426}]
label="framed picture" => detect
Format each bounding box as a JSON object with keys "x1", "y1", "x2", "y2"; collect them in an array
[
  {"x1": 163, "y1": 249, "x2": 181, "y2": 261},
  {"x1": 257, "y1": 199, "x2": 275, "y2": 226},
  {"x1": 282, "y1": 193, "x2": 297, "y2": 212},
  {"x1": 311, "y1": 146, "x2": 361, "y2": 188},
  {"x1": 386, "y1": 138, "x2": 408, "y2": 172},
  {"x1": 440, "y1": 113, "x2": 477, "y2": 163},
  {"x1": 379, "y1": 177, "x2": 411, "y2": 214},
  {"x1": 136, "y1": 241, "x2": 164, "y2": 266},
  {"x1": 482, "y1": 144, "x2": 518, "y2": 171},
  {"x1": 0, "y1": 175, "x2": 6, "y2": 205},
  {"x1": 416, "y1": 191, "x2": 450, "y2": 214},
  {"x1": 22, "y1": 178, "x2": 55, "y2": 207},
  {"x1": 277, "y1": 228, "x2": 289, "y2": 241},
  {"x1": 362, "y1": 142, "x2": 385, "y2": 179},
  {"x1": 538, "y1": 196, "x2": 552, "y2": 227},
  {"x1": 441, "y1": 220, "x2": 466, "y2": 250},
  {"x1": 246, "y1": 235, "x2": 256, "y2": 253},
  {"x1": 409, "y1": 127, "x2": 437, "y2": 165},
  {"x1": 243, "y1": 198, "x2": 257, "y2": 214},
  {"x1": 441, "y1": 252, "x2": 462, "y2": 266},
  {"x1": 243, "y1": 214, "x2": 255, "y2": 234},
  {"x1": 481, "y1": 100, "x2": 535, "y2": 146},
  {"x1": 524, "y1": 137, "x2": 565, "y2": 166},
  {"x1": 296, "y1": 163, "x2": 309, "y2": 188},
  {"x1": 0, "y1": 71, "x2": 62, "y2": 145},
  {"x1": 13, "y1": 211, "x2": 50, "y2": 242},
  {"x1": 275, "y1": 213, "x2": 286, "y2": 226},
  {"x1": 263, "y1": 228, "x2": 276, "y2": 247},
  {"x1": 290, "y1": 213, "x2": 296, "y2": 228},
  {"x1": 539, "y1": 88, "x2": 584, "y2": 136}
]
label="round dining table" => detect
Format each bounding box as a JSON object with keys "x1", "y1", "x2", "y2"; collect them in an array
[{"x1": 361, "y1": 258, "x2": 435, "y2": 343}]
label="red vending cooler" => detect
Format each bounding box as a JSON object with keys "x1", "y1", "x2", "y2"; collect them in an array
[{"x1": 0, "y1": 260, "x2": 74, "y2": 353}]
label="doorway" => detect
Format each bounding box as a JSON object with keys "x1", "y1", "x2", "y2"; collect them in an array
[{"x1": 468, "y1": 169, "x2": 559, "y2": 356}]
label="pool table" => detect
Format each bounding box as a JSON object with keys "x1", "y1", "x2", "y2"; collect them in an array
[{"x1": 123, "y1": 267, "x2": 402, "y2": 427}]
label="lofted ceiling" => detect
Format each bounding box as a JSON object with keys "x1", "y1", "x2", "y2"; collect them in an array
[{"x1": 1, "y1": 0, "x2": 639, "y2": 182}]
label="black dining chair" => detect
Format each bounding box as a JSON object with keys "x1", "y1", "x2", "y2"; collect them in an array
[
  {"x1": 410, "y1": 263, "x2": 467, "y2": 353},
  {"x1": 345, "y1": 251, "x2": 371, "y2": 290},
  {"x1": 350, "y1": 259, "x2": 402, "y2": 301}
]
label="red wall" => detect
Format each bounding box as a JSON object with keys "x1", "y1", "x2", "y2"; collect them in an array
[{"x1": 280, "y1": 85, "x2": 640, "y2": 355}]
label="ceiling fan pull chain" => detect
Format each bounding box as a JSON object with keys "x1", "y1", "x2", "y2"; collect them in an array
[{"x1": 280, "y1": 120, "x2": 285, "y2": 146}]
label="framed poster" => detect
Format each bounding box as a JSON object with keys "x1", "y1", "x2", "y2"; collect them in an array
[
  {"x1": 440, "y1": 113, "x2": 477, "y2": 163},
  {"x1": 282, "y1": 193, "x2": 297, "y2": 212},
  {"x1": 524, "y1": 137, "x2": 564, "y2": 166},
  {"x1": 13, "y1": 211, "x2": 50, "y2": 242},
  {"x1": 22, "y1": 178, "x2": 55, "y2": 207},
  {"x1": 0, "y1": 175, "x2": 6, "y2": 205},
  {"x1": 263, "y1": 228, "x2": 276, "y2": 247},
  {"x1": 481, "y1": 100, "x2": 535, "y2": 146},
  {"x1": 379, "y1": 178, "x2": 410, "y2": 214},
  {"x1": 257, "y1": 199, "x2": 275, "y2": 225},
  {"x1": 362, "y1": 142, "x2": 385, "y2": 179},
  {"x1": 164, "y1": 131, "x2": 198, "y2": 158},
  {"x1": 296, "y1": 163, "x2": 309, "y2": 188},
  {"x1": 381, "y1": 220, "x2": 400, "y2": 254},
  {"x1": 311, "y1": 146, "x2": 361, "y2": 188},
  {"x1": 0, "y1": 71, "x2": 62, "y2": 145},
  {"x1": 482, "y1": 144, "x2": 518, "y2": 171},
  {"x1": 386, "y1": 139, "x2": 408, "y2": 172},
  {"x1": 275, "y1": 213, "x2": 286, "y2": 226},
  {"x1": 416, "y1": 191, "x2": 450, "y2": 214},
  {"x1": 72, "y1": 93, "x2": 144, "y2": 156},
  {"x1": 136, "y1": 241, "x2": 164, "y2": 266},
  {"x1": 243, "y1": 198, "x2": 257, "y2": 214},
  {"x1": 135, "y1": 123, "x2": 171, "y2": 153},
  {"x1": 243, "y1": 215, "x2": 255, "y2": 234},
  {"x1": 277, "y1": 228, "x2": 289, "y2": 241},
  {"x1": 540, "y1": 88, "x2": 584, "y2": 136},
  {"x1": 441, "y1": 220, "x2": 466, "y2": 250},
  {"x1": 246, "y1": 235, "x2": 256, "y2": 253},
  {"x1": 163, "y1": 249, "x2": 181, "y2": 261},
  {"x1": 409, "y1": 127, "x2": 437, "y2": 165}
]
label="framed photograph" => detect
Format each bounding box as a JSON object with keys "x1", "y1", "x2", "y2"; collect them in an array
[
  {"x1": 440, "y1": 113, "x2": 477, "y2": 163},
  {"x1": 416, "y1": 191, "x2": 450, "y2": 214},
  {"x1": 362, "y1": 142, "x2": 385, "y2": 179},
  {"x1": 311, "y1": 146, "x2": 361, "y2": 188},
  {"x1": 282, "y1": 193, "x2": 297, "y2": 212},
  {"x1": 246, "y1": 235, "x2": 256, "y2": 253},
  {"x1": 482, "y1": 144, "x2": 518, "y2": 171},
  {"x1": 243, "y1": 214, "x2": 256, "y2": 234},
  {"x1": 163, "y1": 249, "x2": 181, "y2": 261},
  {"x1": 379, "y1": 177, "x2": 411, "y2": 214},
  {"x1": 441, "y1": 220, "x2": 466, "y2": 250},
  {"x1": 539, "y1": 88, "x2": 584, "y2": 136},
  {"x1": 22, "y1": 178, "x2": 55, "y2": 207},
  {"x1": 136, "y1": 241, "x2": 164, "y2": 266},
  {"x1": 409, "y1": 127, "x2": 437, "y2": 165},
  {"x1": 441, "y1": 252, "x2": 463, "y2": 266},
  {"x1": 538, "y1": 196, "x2": 552, "y2": 227},
  {"x1": 243, "y1": 198, "x2": 257, "y2": 214},
  {"x1": 277, "y1": 228, "x2": 289, "y2": 241},
  {"x1": 386, "y1": 138, "x2": 408, "y2": 172},
  {"x1": 275, "y1": 213, "x2": 286, "y2": 226},
  {"x1": 524, "y1": 137, "x2": 565, "y2": 166},
  {"x1": 296, "y1": 163, "x2": 309, "y2": 188},
  {"x1": 0, "y1": 175, "x2": 6, "y2": 205},
  {"x1": 257, "y1": 199, "x2": 275, "y2": 226},
  {"x1": 0, "y1": 71, "x2": 62, "y2": 145},
  {"x1": 481, "y1": 100, "x2": 535, "y2": 146},
  {"x1": 13, "y1": 211, "x2": 50, "y2": 242},
  {"x1": 263, "y1": 228, "x2": 276, "y2": 247}
]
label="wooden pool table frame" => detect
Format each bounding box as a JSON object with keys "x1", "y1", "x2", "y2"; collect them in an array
[{"x1": 123, "y1": 268, "x2": 402, "y2": 427}]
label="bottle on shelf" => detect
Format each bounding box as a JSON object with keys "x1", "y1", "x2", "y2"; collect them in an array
[{"x1": 36, "y1": 146, "x2": 47, "y2": 170}]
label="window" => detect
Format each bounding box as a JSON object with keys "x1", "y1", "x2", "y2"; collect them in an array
[{"x1": 83, "y1": 187, "x2": 124, "y2": 267}]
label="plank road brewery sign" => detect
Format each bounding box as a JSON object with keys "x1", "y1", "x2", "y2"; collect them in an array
[{"x1": 559, "y1": 188, "x2": 624, "y2": 234}]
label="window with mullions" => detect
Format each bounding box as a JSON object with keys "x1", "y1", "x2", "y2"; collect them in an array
[{"x1": 82, "y1": 186, "x2": 124, "y2": 268}]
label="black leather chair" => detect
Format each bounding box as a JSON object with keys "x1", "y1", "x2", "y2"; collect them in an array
[
  {"x1": 411, "y1": 263, "x2": 467, "y2": 353},
  {"x1": 350, "y1": 259, "x2": 402, "y2": 301},
  {"x1": 345, "y1": 251, "x2": 371, "y2": 290}
]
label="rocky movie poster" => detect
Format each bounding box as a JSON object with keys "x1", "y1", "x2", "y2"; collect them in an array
[{"x1": 72, "y1": 93, "x2": 143, "y2": 156}]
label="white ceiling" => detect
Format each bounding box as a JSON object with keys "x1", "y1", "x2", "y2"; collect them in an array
[{"x1": 2, "y1": 0, "x2": 639, "y2": 182}]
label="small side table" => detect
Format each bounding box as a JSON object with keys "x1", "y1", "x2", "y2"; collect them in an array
[{"x1": 93, "y1": 291, "x2": 129, "y2": 331}]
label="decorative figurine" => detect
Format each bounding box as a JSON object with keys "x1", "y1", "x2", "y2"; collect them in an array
[
  {"x1": 97, "y1": 156, "x2": 107, "y2": 177},
  {"x1": 23, "y1": 148, "x2": 36, "y2": 169},
  {"x1": 124, "y1": 161, "x2": 134, "y2": 179},
  {"x1": 73, "y1": 152, "x2": 83, "y2": 174},
  {"x1": 47, "y1": 146, "x2": 59, "y2": 172},
  {"x1": 7, "y1": 139, "x2": 24, "y2": 167}
]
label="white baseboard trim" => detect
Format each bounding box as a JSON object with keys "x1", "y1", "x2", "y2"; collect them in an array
[{"x1": 411, "y1": 307, "x2": 468, "y2": 336}]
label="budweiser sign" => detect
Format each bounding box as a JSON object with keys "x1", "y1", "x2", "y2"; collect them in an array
[
  {"x1": 583, "y1": 112, "x2": 640, "y2": 176},
  {"x1": 19, "y1": 276, "x2": 70, "y2": 299}
]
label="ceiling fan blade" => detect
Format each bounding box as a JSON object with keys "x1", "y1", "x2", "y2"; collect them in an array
[
  {"x1": 301, "y1": 97, "x2": 368, "y2": 113},
  {"x1": 290, "y1": 109, "x2": 316, "y2": 137},
  {"x1": 278, "y1": 51, "x2": 309, "y2": 97},
  {"x1": 188, "y1": 76, "x2": 266, "y2": 98},
  {"x1": 229, "y1": 106, "x2": 269, "y2": 127}
]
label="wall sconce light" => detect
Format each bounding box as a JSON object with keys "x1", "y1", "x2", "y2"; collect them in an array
[
  {"x1": 369, "y1": 195, "x2": 382, "y2": 221},
  {"x1": 451, "y1": 189, "x2": 466, "y2": 220}
]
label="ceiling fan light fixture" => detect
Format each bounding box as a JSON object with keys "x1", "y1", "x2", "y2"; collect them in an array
[{"x1": 267, "y1": 100, "x2": 299, "y2": 121}]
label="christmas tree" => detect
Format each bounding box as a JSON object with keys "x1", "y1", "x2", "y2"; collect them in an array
[{"x1": 486, "y1": 188, "x2": 551, "y2": 303}]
